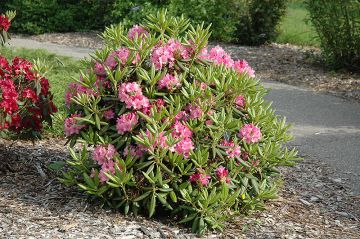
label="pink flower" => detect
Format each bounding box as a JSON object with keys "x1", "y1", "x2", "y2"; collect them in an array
[
  {"x1": 190, "y1": 173, "x2": 211, "y2": 186},
  {"x1": 64, "y1": 114, "x2": 85, "y2": 136},
  {"x1": 215, "y1": 166, "x2": 229, "y2": 183},
  {"x1": 124, "y1": 145, "x2": 144, "y2": 158},
  {"x1": 137, "y1": 130, "x2": 168, "y2": 151},
  {"x1": 94, "y1": 62, "x2": 106, "y2": 75},
  {"x1": 93, "y1": 144, "x2": 117, "y2": 165},
  {"x1": 208, "y1": 46, "x2": 234, "y2": 68},
  {"x1": 65, "y1": 82, "x2": 97, "y2": 108},
  {"x1": 221, "y1": 139, "x2": 241, "y2": 158},
  {"x1": 103, "y1": 109, "x2": 115, "y2": 120},
  {"x1": 235, "y1": 95, "x2": 246, "y2": 108},
  {"x1": 173, "y1": 137, "x2": 194, "y2": 158},
  {"x1": 233, "y1": 60, "x2": 255, "y2": 77},
  {"x1": 150, "y1": 39, "x2": 190, "y2": 70},
  {"x1": 98, "y1": 160, "x2": 117, "y2": 183},
  {"x1": 118, "y1": 82, "x2": 149, "y2": 110},
  {"x1": 128, "y1": 25, "x2": 149, "y2": 40},
  {"x1": 239, "y1": 124, "x2": 262, "y2": 144},
  {"x1": 116, "y1": 112, "x2": 138, "y2": 134},
  {"x1": 157, "y1": 74, "x2": 180, "y2": 90},
  {"x1": 174, "y1": 111, "x2": 188, "y2": 121},
  {"x1": 105, "y1": 48, "x2": 140, "y2": 69},
  {"x1": 187, "y1": 104, "x2": 203, "y2": 119},
  {"x1": 171, "y1": 121, "x2": 192, "y2": 139}
]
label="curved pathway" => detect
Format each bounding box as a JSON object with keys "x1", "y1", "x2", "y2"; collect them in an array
[{"x1": 9, "y1": 37, "x2": 360, "y2": 194}]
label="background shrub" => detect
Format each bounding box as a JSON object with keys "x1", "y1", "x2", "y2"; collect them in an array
[
  {"x1": 61, "y1": 11, "x2": 298, "y2": 234},
  {"x1": 236, "y1": 0, "x2": 287, "y2": 45},
  {"x1": 305, "y1": 0, "x2": 360, "y2": 70},
  {"x1": 2, "y1": 0, "x2": 112, "y2": 34},
  {"x1": 2, "y1": 0, "x2": 287, "y2": 45}
]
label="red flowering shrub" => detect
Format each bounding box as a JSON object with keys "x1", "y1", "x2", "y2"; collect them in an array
[
  {"x1": 0, "y1": 56, "x2": 57, "y2": 139},
  {"x1": 0, "y1": 11, "x2": 15, "y2": 46},
  {"x1": 62, "y1": 11, "x2": 299, "y2": 234}
]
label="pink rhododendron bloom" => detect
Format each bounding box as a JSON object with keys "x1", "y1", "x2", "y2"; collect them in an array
[
  {"x1": 64, "y1": 114, "x2": 85, "y2": 136},
  {"x1": 93, "y1": 144, "x2": 117, "y2": 165},
  {"x1": 157, "y1": 74, "x2": 180, "y2": 90},
  {"x1": 215, "y1": 166, "x2": 230, "y2": 183},
  {"x1": 208, "y1": 46, "x2": 234, "y2": 67},
  {"x1": 173, "y1": 137, "x2": 194, "y2": 158},
  {"x1": 235, "y1": 95, "x2": 246, "y2": 108},
  {"x1": 239, "y1": 124, "x2": 262, "y2": 144},
  {"x1": 98, "y1": 160, "x2": 117, "y2": 183},
  {"x1": 174, "y1": 111, "x2": 188, "y2": 121},
  {"x1": 171, "y1": 121, "x2": 192, "y2": 139},
  {"x1": 94, "y1": 62, "x2": 106, "y2": 75},
  {"x1": 116, "y1": 112, "x2": 138, "y2": 134},
  {"x1": 233, "y1": 60, "x2": 255, "y2": 77},
  {"x1": 221, "y1": 139, "x2": 241, "y2": 158},
  {"x1": 118, "y1": 82, "x2": 149, "y2": 110},
  {"x1": 187, "y1": 104, "x2": 203, "y2": 119},
  {"x1": 124, "y1": 145, "x2": 144, "y2": 158},
  {"x1": 105, "y1": 48, "x2": 140, "y2": 69},
  {"x1": 65, "y1": 82, "x2": 97, "y2": 107},
  {"x1": 128, "y1": 25, "x2": 149, "y2": 40},
  {"x1": 103, "y1": 109, "x2": 115, "y2": 120},
  {"x1": 150, "y1": 39, "x2": 190, "y2": 70},
  {"x1": 205, "y1": 119, "x2": 213, "y2": 126},
  {"x1": 190, "y1": 173, "x2": 211, "y2": 186}
]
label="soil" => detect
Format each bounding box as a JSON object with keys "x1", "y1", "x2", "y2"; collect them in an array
[{"x1": 28, "y1": 32, "x2": 360, "y2": 102}]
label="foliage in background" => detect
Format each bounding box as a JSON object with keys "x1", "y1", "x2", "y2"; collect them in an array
[
  {"x1": 236, "y1": 0, "x2": 288, "y2": 45},
  {"x1": 168, "y1": 0, "x2": 240, "y2": 42},
  {"x1": 306, "y1": 0, "x2": 360, "y2": 70},
  {"x1": 2, "y1": 0, "x2": 287, "y2": 45},
  {"x1": 2, "y1": 0, "x2": 112, "y2": 34},
  {"x1": 276, "y1": 1, "x2": 319, "y2": 46},
  {"x1": 61, "y1": 11, "x2": 299, "y2": 234}
]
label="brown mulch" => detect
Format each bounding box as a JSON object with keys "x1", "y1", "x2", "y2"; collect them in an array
[
  {"x1": 29, "y1": 32, "x2": 360, "y2": 102},
  {"x1": 1, "y1": 138, "x2": 359, "y2": 238}
]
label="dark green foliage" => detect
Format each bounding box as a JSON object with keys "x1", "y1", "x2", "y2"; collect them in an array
[
  {"x1": 305, "y1": 0, "x2": 360, "y2": 70},
  {"x1": 236, "y1": 0, "x2": 288, "y2": 45},
  {"x1": 2, "y1": 0, "x2": 113, "y2": 34}
]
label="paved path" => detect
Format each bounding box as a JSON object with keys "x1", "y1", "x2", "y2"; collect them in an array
[{"x1": 8, "y1": 37, "x2": 360, "y2": 194}]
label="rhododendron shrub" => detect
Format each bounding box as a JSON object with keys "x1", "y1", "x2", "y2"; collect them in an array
[
  {"x1": 62, "y1": 11, "x2": 299, "y2": 234},
  {"x1": 0, "y1": 11, "x2": 15, "y2": 46},
  {"x1": 0, "y1": 56, "x2": 57, "y2": 139}
]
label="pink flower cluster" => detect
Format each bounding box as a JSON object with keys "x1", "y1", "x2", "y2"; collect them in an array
[
  {"x1": 105, "y1": 47, "x2": 140, "y2": 70},
  {"x1": 123, "y1": 144, "x2": 144, "y2": 159},
  {"x1": 150, "y1": 39, "x2": 190, "y2": 70},
  {"x1": 92, "y1": 144, "x2": 118, "y2": 183},
  {"x1": 208, "y1": 46, "x2": 234, "y2": 67},
  {"x1": 157, "y1": 74, "x2": 180, "y2": 90},
  {"x1": 235, "y1": 95, "x2": 246, "y2": 108},
  {"x1": 233, "y1": 60, "x2": 255, "y2": 77},
  {"x1": 128, "y1": 25, "x2": 149, "y2": 40},
  {"x1": 170, "y1": 121, "x2": 194, "y2": 158},
  {"x1": 65, "y1": 82, "x2": 97, "y2": 108},
  {"x1": 205, "y1": 45, "x2": 255, "y2": 77},
  {"x1": 239, "y1": 123, "x2": 262, "y2": 144},
  {"x1": 116, "y1": 112, "x2": 138, "y2": 134},
  {"x1": 215, "y1": 166, "x2": 230, "y2": 183},
  {"x1": 64, "y1": 114, "x2": 85, "y2": 136},
  {"x1": 187, "y1": 104, "x2": 203, "y2": 119},
  {"x1": 118, "y1": 82, "x2": 149, "y2": 110},
  {"x1": 190, "y1": 173, "x2": 211, "y2": 186},
  {"x1": 221, "y1": 139, "x2": 241, "y2": 159},
  {"x1": 103, "y1": 109, "x2": 115, "y2": 120}
]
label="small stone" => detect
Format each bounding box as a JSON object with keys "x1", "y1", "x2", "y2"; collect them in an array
[
  {"x1": 310, "y1": 196, "x2": 320, "y2": 202},
  {"x1": 299, "y1": 198, "x2": 311, "y2": 206}
]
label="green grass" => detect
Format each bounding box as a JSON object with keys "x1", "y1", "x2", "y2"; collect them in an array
[
  {"x1": 276, "y1": 1, "x2": 319, "y2": 46},
  {"x1": 0, "y1": 47, "x2": 82, "y2": 136}
]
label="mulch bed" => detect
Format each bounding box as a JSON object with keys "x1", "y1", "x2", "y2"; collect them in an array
[
  {"x1": 28, "y1": 32, "x2": 360, "y2": 102},
  {"x1": 1, "y1": 138, "x2": 359, "y2": 238}
]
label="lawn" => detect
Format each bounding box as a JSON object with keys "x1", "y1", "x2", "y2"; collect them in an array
[
  {"x1": 0, "y1": 46, "x2": 82, "y2": 135},
  {"x1": 276, "y1": 1, "x2": 319, "y2": 46}
]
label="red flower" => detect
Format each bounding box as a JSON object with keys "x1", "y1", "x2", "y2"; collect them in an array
[
  {"x1": 40, "y1": 77, "x2": 50, "y2": 95},
  {"x1": 22, "y1": 87, "x2": 39, "y2": 103},
  {"x1": 0, "y1": 15, "x2": 11, "y2": 32}
]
